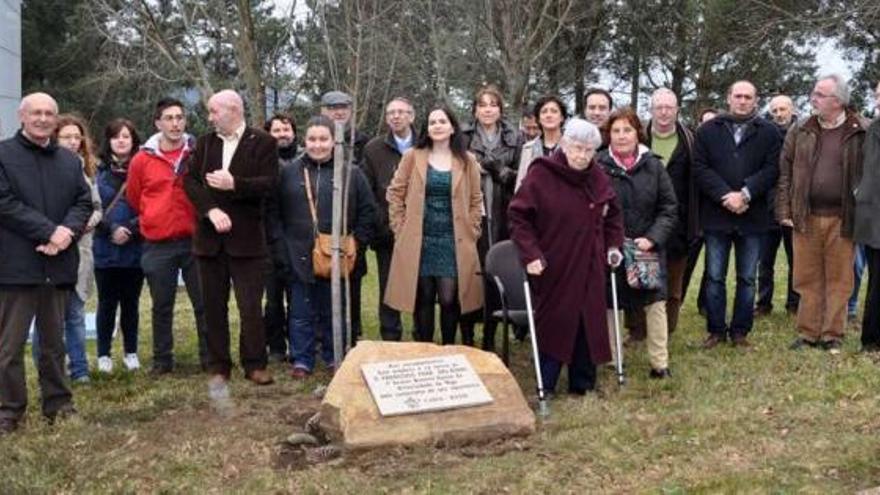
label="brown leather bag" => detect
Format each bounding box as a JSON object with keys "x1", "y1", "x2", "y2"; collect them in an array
[{"x1": 303, "y1": 167, "x2": 357, "y2": 278}]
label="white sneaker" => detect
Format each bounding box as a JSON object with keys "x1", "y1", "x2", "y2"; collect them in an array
[
  {"x1": 97, "y1": 356, "x2": 113, "y2": 373},
  {"x1": 123, "y1": 353, "x2": 141, "y2": 371}
]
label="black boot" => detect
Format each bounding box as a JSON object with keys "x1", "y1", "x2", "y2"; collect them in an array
[
  {"x1": 482, "y1": 325, "x2": 496, "y2": 352},
  {"x1": 461, "y1": 325, "x2": 475, "y2": 346}
]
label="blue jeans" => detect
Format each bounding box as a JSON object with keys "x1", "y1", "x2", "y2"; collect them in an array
[
  {"x1": 288, "y1": 279, "x2": 333, "y2": 372},
  {"x1": 849, "y1": 244, "x2": 866, "y2": 316},
  {"x1": 33, "y1": 291, "x2": 89, "y2": 380},
  {"x1": 704, "y1": 231, "x2": 762, "y2": 336}
]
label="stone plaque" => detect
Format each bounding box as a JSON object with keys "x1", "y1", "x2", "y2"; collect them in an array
[{"x1": 361, "y1": 354, "x2": 494, "y2": 416}]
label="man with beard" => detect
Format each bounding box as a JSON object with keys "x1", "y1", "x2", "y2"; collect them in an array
[{"x1": 263, "y1": 113, "x2": 298, "y2": 361}]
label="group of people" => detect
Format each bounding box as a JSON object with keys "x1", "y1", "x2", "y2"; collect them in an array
[{"x1": 2, "y1": 72, "x2": 880, "y2": 433}]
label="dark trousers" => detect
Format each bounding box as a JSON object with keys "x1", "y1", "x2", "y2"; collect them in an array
[
  {"x1": 756, "y1": 226, "x2": 799, "y2": 311},
  {"x1": 861, "y1": 247, "x2": 880, "y2": 347},
  {"x1": 95, "y1": 267, "x2": 144, "y2": 357},
  {"x1": 704, "y1": 231, "x2": 762, "y2": 336},
  {"x1": 374, "y1": 245, "x2": 402, "y2": 341},
  {"x1": 141, "y1": 239, "x2": 208, "y2": 369},
  {"x1": 682, "y1": 238, "x2": 706, "y2": 312},
  {"x1": 539, "y1": 323, "x2": 596, "y2": 394},
  {"x1": 0, "y1": 286, "x2": 72, "y2": 421},
  {"x1": 263, "y1": 261, "x2": 290, "y2": 358},
  {"x1": 197, "y1": 253, "x2": 268, "y2": 377},
  {"x1": 350, "y1": 275, "x2": 363, "y2": 341},
  {"x1": 414, "y1": 276, "x2": 459, "y2": 344}
]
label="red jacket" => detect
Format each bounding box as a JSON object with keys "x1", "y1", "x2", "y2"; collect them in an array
[{"x1": 126, "y1": 133, "x2": 197, "y2": 242}]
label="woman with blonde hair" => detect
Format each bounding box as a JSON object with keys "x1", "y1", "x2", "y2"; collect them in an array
[{"x1": 32, "y1": 114, "x2": 102, "y2": 382}]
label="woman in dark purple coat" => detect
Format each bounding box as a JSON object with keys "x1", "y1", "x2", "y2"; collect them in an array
[{"x1": 508, "y1": 119, "x2": 625, "y2": 394}]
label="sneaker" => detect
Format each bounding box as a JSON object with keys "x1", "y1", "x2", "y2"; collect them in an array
[
  {"x1": 822, "y1": 340, "x2": 843, "y2": 355},
  {"x1": 71, "y1": 375, "x2": 91, "y2": 385},
  {"x1": 97, "y1": 356, "x2": 113, "y2": 373},
  {"x1": 123, "y1": 353, "x2": 141, "y2": 371}
]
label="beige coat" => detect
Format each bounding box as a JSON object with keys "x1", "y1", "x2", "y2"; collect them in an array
[{"x1": 384, "y1": 148, "x2": 484, "y2": 313}]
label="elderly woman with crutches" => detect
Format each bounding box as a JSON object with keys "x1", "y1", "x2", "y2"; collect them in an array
[{"x1": 508, "y1": 119, "x2": 624, "y2": 395}]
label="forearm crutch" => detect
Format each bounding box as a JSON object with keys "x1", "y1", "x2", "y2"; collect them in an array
[
  {"x1": 523, "y1": 279, "x2": 549, "y2": 418},
  {"x1": 610, "y1": 268, "x2": 626, "y2": 386}
]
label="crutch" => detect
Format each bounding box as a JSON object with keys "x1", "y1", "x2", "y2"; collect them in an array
[
  {"x1": 610, "y1": 267, "x2": 626, "y2": 386},
  {"x1": 523, "y1": 279, "x2": 549, "y2": 418}
]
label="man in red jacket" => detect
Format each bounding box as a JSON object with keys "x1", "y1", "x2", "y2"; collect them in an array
[{"x1": 127, "y1": 97, "x2": 208, "y2": 374}]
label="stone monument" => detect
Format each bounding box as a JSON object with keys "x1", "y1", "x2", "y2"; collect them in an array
[{"x1": 318, "y1": 341, "x2": 536, "y2": 449}]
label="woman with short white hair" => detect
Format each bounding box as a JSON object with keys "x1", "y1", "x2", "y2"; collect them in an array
[{"x1": 508, "y1": 119, "x2": 624, "y2": 395}]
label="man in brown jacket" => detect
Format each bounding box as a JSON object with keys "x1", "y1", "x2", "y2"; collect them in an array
[
  {"x1": 184, "y1": 90, "x2": 279, "y2": 385},
  {"x1": 777, "y1": 74, "x2": 865, "y2": 353}
]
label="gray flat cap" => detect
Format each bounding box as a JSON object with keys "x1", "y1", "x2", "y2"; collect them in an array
[{"x1": 321, "y1": 91, "x2": 353, "y2": 106}]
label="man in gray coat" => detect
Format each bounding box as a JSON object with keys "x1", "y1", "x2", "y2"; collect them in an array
[{"x1": 0, "y1": 92, "x2": 94, "y2": 434}]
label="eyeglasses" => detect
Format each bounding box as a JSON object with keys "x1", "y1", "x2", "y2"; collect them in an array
[
  {"x1": 386, "y1": 109, "x2": 413, "y2": 116},
  {"x1": 811, "y1": 91, "x2": 836, "y2": 100}
]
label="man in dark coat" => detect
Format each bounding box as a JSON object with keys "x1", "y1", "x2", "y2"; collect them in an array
[
  {"x1": 645, "y1": 88, "x2": 697, "y2": 335},
  {"x1": 755, "y1": 94, "x2": 800, "y2": 316},
  {"x1": 693, "y1": 80, "x2": 781, "y2": 349},
  {"x1": 854, "y1": 81, "x2": 880, "y2": 351},
  {"x1": 262, "y1": 113, "x2": 298, "y2": 362},
  {"x1": 184, "y1": 90, "x2": 278, "y2": 386},
  {"x1": 0, "y1": 92, "x2": 94, "y2": 434},
  {"x1": 509, "y1": 119, "x2": 624, "y2": 394},
  {"x1": 320, "y1": 90, "x2": 372, "y2": 339},
  {"x1": 362, "y1": 97, "x2": 415, "y2": 341}
]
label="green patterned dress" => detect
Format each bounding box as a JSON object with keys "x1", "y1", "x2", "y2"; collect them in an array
[{"x1": 419, "y1": 165, "x2": 457, "y2": 277}]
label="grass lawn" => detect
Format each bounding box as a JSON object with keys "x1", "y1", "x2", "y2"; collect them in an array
[{"x1": 1, "y1": 252, "x2": 878, "y2": 494}]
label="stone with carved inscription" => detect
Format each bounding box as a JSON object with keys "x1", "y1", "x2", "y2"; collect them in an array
[{"x1": 318, "y1": 341, "x2": 536, "y2": 449}]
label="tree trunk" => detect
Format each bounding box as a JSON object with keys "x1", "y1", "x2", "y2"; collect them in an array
[{"x1": 234, "y1": 0, "x2": 266, "y2": 125}]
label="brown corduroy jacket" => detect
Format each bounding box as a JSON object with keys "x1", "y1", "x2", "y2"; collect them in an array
[{"x1": 776, "y1": 111, "x2": 865, "y2": 238}]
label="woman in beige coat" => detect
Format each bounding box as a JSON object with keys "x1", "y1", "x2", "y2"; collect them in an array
[{"x1": 385, "y1": 105, "x2": 483, "y2": 344}]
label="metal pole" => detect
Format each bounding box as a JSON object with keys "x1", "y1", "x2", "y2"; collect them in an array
[{"x1": 331, "y1": 122, "x2": 345, "y2": 369}]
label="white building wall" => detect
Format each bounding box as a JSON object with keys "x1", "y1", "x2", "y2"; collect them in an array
[{"x1": 0, "y1": 1, "x2": 22, "y2": 138}]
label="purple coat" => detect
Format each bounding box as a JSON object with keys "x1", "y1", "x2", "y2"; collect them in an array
[{"x1": 508, "y1": 150, "x2": 624, "y2": 364}]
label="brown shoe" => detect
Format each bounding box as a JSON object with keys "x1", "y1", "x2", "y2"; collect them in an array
[
  {"x1": 702, "y1": 333, "x2": 727, "y2": 349},
  {"x1": 731, "y1": 334, "x2": 752, "y2": 349},
  {"x1": 288, "y1": 366, "x2": 310, "y2": 379},
  {"x1": 246, "y1": 368, "x2": 274, "y2": 385}
]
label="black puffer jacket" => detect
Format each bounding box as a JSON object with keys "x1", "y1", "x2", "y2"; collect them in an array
[
  {"x1": 462, "y1": 120, "x2": 522, "y2": 243},
  {"x1": 0, "y1": 131, "x2": 94, "y2": 286},
  {"x1": 269, "y1": 153, "x2": 376, "y2": 284},
  {"x1": 597, "y1": 147, "x2": 678, "y2": 247},
  {"x1": 598, "y1": 146, "x2": 678, "y2": 308}
]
